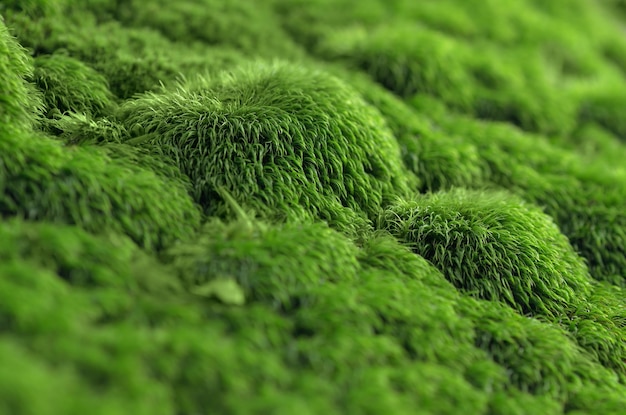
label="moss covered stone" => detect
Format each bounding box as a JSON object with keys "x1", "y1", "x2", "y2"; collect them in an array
[
  {"x1": 117, "y1": 61, "x2": 415, "y2": 222},
  {"x1": 0, "y1": 126, "x2": 202, "y2": 252}
]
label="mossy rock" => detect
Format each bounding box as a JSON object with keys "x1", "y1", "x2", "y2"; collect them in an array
[
  {"x1": 0, "y1": 126, "x2": 202, "y2": 252},
  {"x1": 117, "y1": 61, "x2": 415, "y2": 222},
  {"x1": 32, "y1": 53, "x2": 113, "y2": 118},
  {"x1": 0, "y1": 16, "x2": 42, "y2": 130},
  {"x1": 378, "y1": 189, "x2": 592, "y2": 319}
]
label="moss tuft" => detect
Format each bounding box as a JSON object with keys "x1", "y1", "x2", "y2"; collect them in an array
[
  {"x1": 0, "y1": 126, "x2": 202, "y2": 252},
  {"x1": 378, "y1": 189, "x2": 592, "y2": 319},
  {"x1": 117, "y1": 61, "x2": 415, "y2": 222},
  {"x1": 0, "y1": 17, "x2": 42, "y2": 129},
  {"x1": 32, "y1": 53, "x2": 113, "y2": 118}
]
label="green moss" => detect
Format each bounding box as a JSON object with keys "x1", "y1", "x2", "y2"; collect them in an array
[
  {"x1": 0, "y1": 126, "x2": 202, "y2": 252},
  {"x1": 0, "y1": 17, "x2": 42, "y2": 129},
  {"x1": 578, "y1": 86, "x2": 626, "y2": 140},
  {"x1": 378, "y1": 189, "x2": 592, "y2": 319},
  {"x1": 458, "y1": 297, "x2": 626, "y2": 410},
  {"x1": 44, "y1": 112, "x2": 128, "y2": 145},
  {"x1": 117, "y1": 61, "x2": 415, "y2": 222},
  {"x1": 318, "y1": 24, "x2": 473, "y2": 105},
  {"x1": 166, "y1": 218, "x2": 361, "y2": 307},
  {"x1": 413, "y1": 111, "x2": 626, "y2": 286},
  {"x1": 32, "y1": 53, "x2": 113, "y2": 118},
  {"x1": 0, "y1": 218, "x2": 191, "y2": 414},
  {"x1": 3, "y1": 11, "x2": 248, "y2": 99},
  {"x1": 113, "y1": 0, "x2": 303, "y2": 59},
  {"x1": 0, "y1": 0, "x2": 68, "y2": 17},
  {"x1": 343, "y1": 74, "x2": 485, "y2": 192},
  {"x1": 2, "y1": 0, "x2": 626, "y2": 412}
]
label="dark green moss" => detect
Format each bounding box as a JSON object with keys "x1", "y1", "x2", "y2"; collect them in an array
[
  {"x1": 578, "y1": 86, "x2": 626, "y2": 140},
  {"x1": 117, "y1": 61, "x2": 416, "y2": 222},
  {"x1": 458, "y1": 296, "x2": 624, "y2": 404},
  {"x1": 0, "y1": 126, "x2": 202, "y2": 252},
  {"x1": 342, "y1": 73, "x2": 485, "y2": 192},
  {"x1": 0, "y1": 17, "x2": 42, "y2": 129},
  {"x1": 32, "y1": 53, "x2": 113, "y2": 118},
  {"x1": 3, "y1": 11, "x2": 248, "y2": 99},
  {"x1": 378, "y1": 189, "x2": 592, "y2": 319}
]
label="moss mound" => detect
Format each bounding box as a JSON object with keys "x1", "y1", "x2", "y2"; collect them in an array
[
  {"x1": 117, "y1": 61, "x2": 415, "y2": 221},
  {"x1": 0, "y1": 17, "x2": 41, "y2": 129},
  {"x1": 0, "y1": 126, "x2": 201, "y2": 251},
  {"x1": 378, "y1": 189, "x2": 591, "y2": 319},
  {"x1": 32, "y1": 53, "x2": 113, "y2": 118}
]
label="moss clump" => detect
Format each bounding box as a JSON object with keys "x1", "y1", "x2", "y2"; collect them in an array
[
  {"x1": 458, "y1": 296, "x2": 623, "y2": 404},
  {"x1": 3, "y1": 11, "x2": 248, "y2": 99},
  {"x1": 412, "y1": 110, "x2": 626, "y2": 286},
  {"x1": 0, "y1": 218, "x2": 185, "y2": 415},
  {"x1": 0, "y1": 126, "x2": 202, "y2": 252},
  {"x1": 0, "y1": 17, "x2": 42, "y2": 129},
  {"x1": 378, "y1": 189, "x2": 592, "y2": 319},
  {"x1": 577, "y1": 87, "x2": 626, "y2": 140},
  {"x1": 117, "y1": 61, "x2": 415, "y2": 222},
  {"x1": 113, "y1": 0, "x2": 303, "y2": 59},
  {"x1": 342, "y1": 73, "x2": 485, "y2": 192},
  {"x1": 566, "y1": 283, "x2": 626, "y2": 380},
  {"x1": 166, "y1": 218, "x2": 361, "y2": 308},
  {"x1": 32, "y1": 53, "x2": 113, "y2": 118},
  {"x1": 318, "y1": 24, "x2": 473, "y2": 106}
]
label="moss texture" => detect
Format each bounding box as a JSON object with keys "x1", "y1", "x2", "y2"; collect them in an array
[
  {"x1": 116, "y1": 61, "x2": 415, "y2": 223},
  {"x1": 1, "y1": 0, "x2": 626, "y2": 413}
]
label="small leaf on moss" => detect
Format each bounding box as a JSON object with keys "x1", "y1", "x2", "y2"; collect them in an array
[{"x1": 191, "y1": 278, "x2": 245, "y2": 306}]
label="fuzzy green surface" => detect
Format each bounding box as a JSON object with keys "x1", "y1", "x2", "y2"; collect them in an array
[{"x1": 1, "y1": 0, "x2": 626, "y2": 414}]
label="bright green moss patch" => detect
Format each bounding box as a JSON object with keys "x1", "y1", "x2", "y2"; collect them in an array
[
  {"x1": 0, "y1": 126, "x2": 202, "y2": 251},
  {"x1": 117, "y1": 61, "x2": 415, "y2": 222},
  {"x1": 378, "y1": 189, "x2": 591, "y2": 319},
  {"x1": 2, "y1": 0, "x2": 626, "y2": 412}
]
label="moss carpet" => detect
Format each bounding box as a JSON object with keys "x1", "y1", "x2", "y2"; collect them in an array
[{"x1": 1, "y1": 0, "x2": 626, "y2": 414}]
